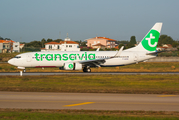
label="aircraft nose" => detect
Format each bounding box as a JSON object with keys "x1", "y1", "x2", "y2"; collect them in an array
[{"x1": 8, "y1": 59, "x2": 14, "y2": 65}]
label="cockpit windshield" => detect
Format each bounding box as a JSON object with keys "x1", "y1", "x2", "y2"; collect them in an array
[{"x1": 14, "y1": 56, "x2": 21, "y2": 59}]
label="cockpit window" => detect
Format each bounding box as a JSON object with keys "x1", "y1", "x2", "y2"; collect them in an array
[{"x1": 14, "y1": 56, "x2": 21, "y2": 59}]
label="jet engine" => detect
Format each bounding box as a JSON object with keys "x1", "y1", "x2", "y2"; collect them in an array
[{"x1": 59, "y1": 62, "x2": 82, "y2": 70}]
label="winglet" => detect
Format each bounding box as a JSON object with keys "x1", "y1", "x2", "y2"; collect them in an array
[
  {"x1": 115, "y1": 46, "x2": 124, "y2": 56},
  {"x1": 96, "y1": 48, "x2": 100, "y2": 51}
]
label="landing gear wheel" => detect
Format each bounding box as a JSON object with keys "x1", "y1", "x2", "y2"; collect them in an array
[
  {"x1": 86, "y1": 68, "x2": 91, "y2": 72},
  {"x1": 83, "y1": 67, "x2": 91, "y2": 72},
  {"x1": 83, "y1": 68, "x2": 86, "y2": 72},
  {"x1": 23, "y1": 69, "x2": 26, "y2": 73}
]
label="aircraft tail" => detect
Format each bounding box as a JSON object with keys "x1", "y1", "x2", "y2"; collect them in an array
[{"x1": 125, "y1": 22, "x2": 163, "y2": 52}]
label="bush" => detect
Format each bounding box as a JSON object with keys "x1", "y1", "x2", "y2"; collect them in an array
[{"x1": 10, "y1": 67, "x2": 16, "y2": 70}]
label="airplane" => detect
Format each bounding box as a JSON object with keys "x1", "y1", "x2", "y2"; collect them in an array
[{"x1": 8, "y1": 22, "x2": 163, "y2": 72}]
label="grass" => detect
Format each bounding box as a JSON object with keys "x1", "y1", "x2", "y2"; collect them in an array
[
  {"x1": 0, "y1": 53, "x2": 19, "y2": 62},
  {"x1": 1, "y1": 62, "x2": 179, "y2": 72},
  {"x1": 0, "y1": 75, "x2": 179, "y2": 94},
  {"x1": 0, "y1": 109, "x2": 179, "y2": 120}
]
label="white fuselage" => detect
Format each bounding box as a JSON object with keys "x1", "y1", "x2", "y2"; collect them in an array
[{"x1": 8, "y1": 50, "x2": 155, "y2": 68}]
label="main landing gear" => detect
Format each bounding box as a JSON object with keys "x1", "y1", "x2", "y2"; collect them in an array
[{"x1": 83, "y1": 66, "x2": 91, "y2": 72}]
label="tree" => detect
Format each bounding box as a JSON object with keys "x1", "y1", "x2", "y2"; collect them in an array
[
  {"x1": 126, "y1": 42, "x2": 134, "y2": 48},
  {"x1": 118, "y1": 43, "x2": 124, "y2": 49},
  {"x1": 26, "y1": 41, "x2": 41, "y2": 48},
  {"x1": 158, "y1": 35, "x2": 175, "y2": 46},
  {"x1": 130, "y1": 36, "x2": 136, "y2": 45},
  {"x1": 54, "y1": 39, "x2": 63, "y2": 43},
  {"x1": 80, "y1": 41, "x2": 87, "y2": 47},
  {"x1": 116, "y1": 40, "x2": 129, "y2": 45},
  {"x1": 4, "y1": 38, "x2": 11, "y2": 40},
  {"x1": 47, "y1": 38, "x2": 53, "y2": 42},
  {"x1": 172, "y1": 42, "x2": 179, "y2": 47},
  {"x1": 0, "y1": 36, "x2": 3, "y2": 40},
  {"x1": 41, "y1": 38, "x2": 46, "y2": 48}
]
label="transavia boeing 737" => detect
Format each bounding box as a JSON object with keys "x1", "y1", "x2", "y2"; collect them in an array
[{"x1": 8, "y1": 23, "x2": 163, "y2": 72}]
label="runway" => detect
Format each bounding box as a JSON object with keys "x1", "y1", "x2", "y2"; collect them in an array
[
  {"x1": 0, "y1": 92, "x2": 178, "y2": 111},
  {"x1": 0, "y1": 72, "x2": 179, "y2": 76}
]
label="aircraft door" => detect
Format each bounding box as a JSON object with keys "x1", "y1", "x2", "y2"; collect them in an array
[
  {"x1": 134, "y1": 53, "x2": 138, "y2": 64},
  {"x1": 27, "y1": 54, "x2": 32, "y2": 62}
]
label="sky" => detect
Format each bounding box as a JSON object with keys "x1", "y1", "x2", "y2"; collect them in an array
[{"x1": 0, "y1": 0, "x2": 179, "y2": 42}]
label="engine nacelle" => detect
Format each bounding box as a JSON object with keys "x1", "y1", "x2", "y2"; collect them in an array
[{"x1": 61, "y1": 62, "x2": 82, "y2": 70}]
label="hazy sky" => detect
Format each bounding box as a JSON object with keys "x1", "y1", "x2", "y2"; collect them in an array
[{"x1": 1, "y1": 0, "x2": 179, "y2": 42}]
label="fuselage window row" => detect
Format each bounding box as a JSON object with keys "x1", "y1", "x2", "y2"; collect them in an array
[{"x1": 31, "y1": 56, "x2": 129, "y2": 59}]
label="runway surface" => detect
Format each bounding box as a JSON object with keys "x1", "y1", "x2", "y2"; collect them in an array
[
  {"x1": 0, "y1": 72, "x2": 179, "y2": 76},
  {"x1": 0, "y1": 92, "x2": 178, "y2": 111}
]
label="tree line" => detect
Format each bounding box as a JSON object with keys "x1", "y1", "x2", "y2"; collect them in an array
[
  {"x1": 0, "y1": 36, "x2": 11, "y2": 40},
  {"x1": 1, "y1": 34, "x2": 179, "y2": 52}
]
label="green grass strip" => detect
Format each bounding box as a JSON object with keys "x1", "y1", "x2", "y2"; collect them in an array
[
  {"x1": 0, "y1": 75, "x2": 179, "y2": 94},
  {"x1": 0, "y1": 109, "x2": 179, "y2": 120}
]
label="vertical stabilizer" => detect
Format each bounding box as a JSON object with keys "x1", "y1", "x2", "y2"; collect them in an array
[{"x1": 125, "y1": 23, "x2": 163, "y2": 52}]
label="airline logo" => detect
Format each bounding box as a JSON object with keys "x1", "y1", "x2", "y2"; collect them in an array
[
  {"x1": 141, "y1": 29, "x2": 160, "y2": 51},
  {"x1": 68, "y1": 64, "x2": 74, "y2": 69},
  {"x1": 34, "y1": 52, "x2": 96, "y2": 61}
]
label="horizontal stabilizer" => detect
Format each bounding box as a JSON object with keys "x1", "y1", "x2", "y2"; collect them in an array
[{"x1": 146, "y1": 50, "x2": 166, "y2": 55}]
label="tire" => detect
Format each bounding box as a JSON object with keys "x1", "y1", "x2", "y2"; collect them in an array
[
  {"x1": 87, "y1": 68, "x2": 91, "y2": 72},
  {"x1": 83, "y1": 68, "x2": 86, "y2": 72},
  {"x1": 83, "y1": 68, "x2": 91, "y2": 72}
]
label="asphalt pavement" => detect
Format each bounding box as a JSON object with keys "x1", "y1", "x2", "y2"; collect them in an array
[{"x1": 0, "y1": 92, "x2": 178, "y2": 111}]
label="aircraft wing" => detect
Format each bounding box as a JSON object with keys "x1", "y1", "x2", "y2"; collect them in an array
[
  {"x1": 79, "y1": 46, "x2": 124, "y2": 67},
  {"x1": 79, "y1": 58, "x2": 106, "y2": 67}
]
